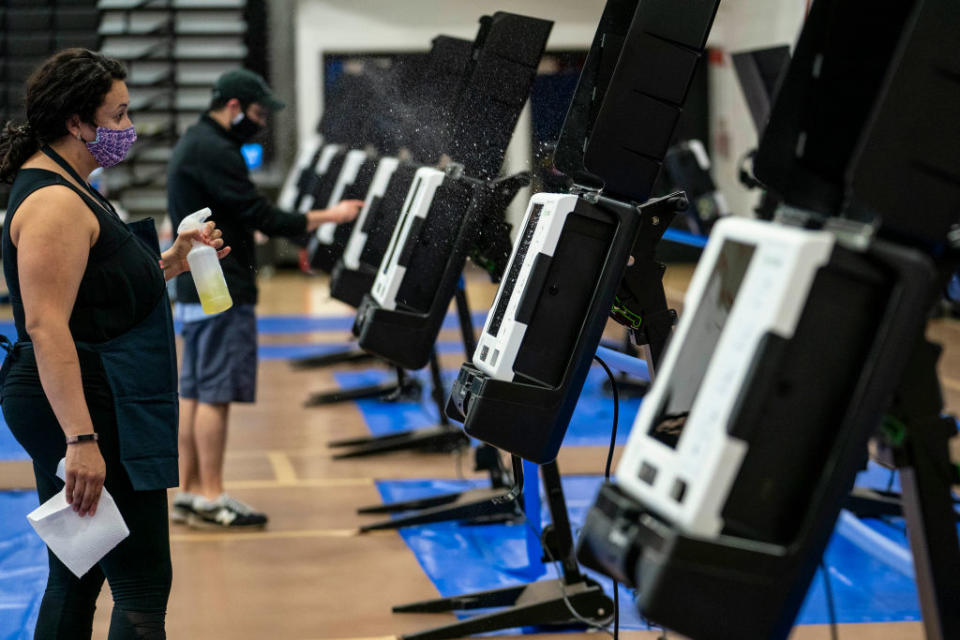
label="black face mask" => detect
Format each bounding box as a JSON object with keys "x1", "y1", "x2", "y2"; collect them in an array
[{"x1": 230, "y1": 113, "x2": 263, "y2": 142}]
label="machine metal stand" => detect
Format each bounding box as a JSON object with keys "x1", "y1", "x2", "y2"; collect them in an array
[
  {"x1": 290, "y1": 347, "x2": 374, "y2": 370},
  {"x1": 394, "y1": 461, "x2": 614, "y2": 640},
  {"x1": 358, "y1": 451, "x2": 523, "y2": 532},
  {"x1": 326, "y1": 287, "x2": 479, "y2": 457},
  {"x1": 327, "y1": 351, "x2": 469, "y2": 458},
  {"x1": 835, "y1": 341, "x2": 960, "y2": 639},
  {"x1": 844, "y1": 487, "x2": 960, "y2": 520},
  {"x1": 883, "y1": 340, "x2": 960, "y2": 640},
  {"x1": 305, "y1": 364, "x2": 421, "y2": 408},
  {"x1": 352, "y1": 286, "x2": 526, "y2": 530}
]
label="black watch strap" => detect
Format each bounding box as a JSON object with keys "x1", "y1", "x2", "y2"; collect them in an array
[{"x1": 65, "y1": 433, "x2": 99, "y2": 445}]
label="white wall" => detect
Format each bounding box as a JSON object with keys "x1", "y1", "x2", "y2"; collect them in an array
[
  {"x1": 707, "y1": 0, "x2": 808, "y2": 216},
  {"x1": 292, "y1": 0, "x2": 809, "y2": 220},
  {"x1": 294, "y1": 0, "x2": 604, "y2": 231},
  {"x1": 294, "y1": 0, "x2": 606, "y2": 145}
]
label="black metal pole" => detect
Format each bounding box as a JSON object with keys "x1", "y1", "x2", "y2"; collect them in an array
[
  {"x1": 540, "y1": 460, "x2": 582, "y2": 585},
  {"x1": 455, "y1": 283, "x2": 477, "y2": 358},
  {"x1": 890, "y1": 340, "x2": 960, "y2": 640},
  {"x1": 899, "y1": 421, "x2": 960, "y2": 640},
  {"x1": 453, "y1": 281, "x2": 509, "y2": 481},
  {"x1": 428, "y1": 351, "x2": 450, "y2": 426}
]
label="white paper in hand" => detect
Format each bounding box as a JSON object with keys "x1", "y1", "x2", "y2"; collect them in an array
[{"x1": 27, "y1": 459, "x2": 130, "y2": 578}]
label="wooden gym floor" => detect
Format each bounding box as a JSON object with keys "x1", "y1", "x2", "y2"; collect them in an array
[{"x1": 3, "y1": 264, "x2": 958, "y2": 639}]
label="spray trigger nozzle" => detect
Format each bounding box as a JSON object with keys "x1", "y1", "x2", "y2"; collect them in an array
[{"x1": 177, "y1": 207, "x2": 212, "y2": 246}]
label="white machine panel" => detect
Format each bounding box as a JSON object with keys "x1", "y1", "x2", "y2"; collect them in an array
[
  {"x1": 277, "y1": 132, "x2": 322, "y2": 211},
  {"x1": 296, "y1": 143, "x2": 343, "y2": 214},
  {"x1": 687, "y1": 139, "x2": 730, "y2": 218},
  {"x1": 316, "y1": 149, "x2": 371, "y2": 245},
  {"x1": 616, "y1": 218, "x2": 835, "y2": 537},
  {"x1": 342, "y1": 157, "x2": 401, "y2": 270},
  {"x1": 472, "y1": 192, "x2": 579, "y2": 381},
  {"x1": 370, "y1": 168, "x2": 446, "y2": 310}
]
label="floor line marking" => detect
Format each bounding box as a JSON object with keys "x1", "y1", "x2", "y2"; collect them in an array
[
  {"x1": 266, "y1": 450, "x2": 298, "y2": 485},
  {"x1": 224, "y1": 477, "x2": 374, "y2": 490},
  {"x1": 227, "y1": 447, "x2": 361, "y2": 459},
  {"x1": 170, "y1": 528, "x2": 363, "y2": 542}
]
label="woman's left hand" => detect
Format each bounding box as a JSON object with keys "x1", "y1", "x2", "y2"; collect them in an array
[{"x1": 159, "y1": 221, "x2": 230, "y2": 280}]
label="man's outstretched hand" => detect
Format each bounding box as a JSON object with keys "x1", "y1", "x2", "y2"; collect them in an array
[{"x1": 305, "y1": 200, "x2": 364, "y2": 232}]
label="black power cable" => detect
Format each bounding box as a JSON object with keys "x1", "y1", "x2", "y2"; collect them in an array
[
  {"x1": 595, "y1": 354, "x2": 671, "y2": 640},
  {"x1": 518, "y1": 355, "x2": 620, "y2": 635},
  {"x1": 594, "y1": 355, "x2": 620, "y2": 640},
  {"x1": 820, "y1": 559, "x2": 839, "y2": 640}
]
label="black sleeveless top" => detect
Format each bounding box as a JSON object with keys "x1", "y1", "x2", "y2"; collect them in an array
[{"x1": 2, "y1": 149, "x2": 165, "y2": 345}]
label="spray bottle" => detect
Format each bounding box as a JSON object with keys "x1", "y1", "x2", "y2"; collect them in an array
[{"x1": 177, "y1": 207, "x2": 233, "y2": 314}]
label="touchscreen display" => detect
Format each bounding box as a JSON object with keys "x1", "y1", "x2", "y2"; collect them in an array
[
  {"x1": 648, "y1": 239, "x2": 756, "y2": 449},
  {"x1": 487, "y1": 204, "x2": 543, "y2": 338},
  {"x1": 382, "y1": 177, "x2": 423, "y2": 275}
]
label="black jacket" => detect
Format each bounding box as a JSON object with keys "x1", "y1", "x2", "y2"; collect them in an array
[{"x1": 168, "y1": 114, "x2": 306, "y2": 305}]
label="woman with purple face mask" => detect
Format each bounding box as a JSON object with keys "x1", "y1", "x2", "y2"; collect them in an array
[{"x1": 0, "y1": 49, "x2": 228, "y2": 638}]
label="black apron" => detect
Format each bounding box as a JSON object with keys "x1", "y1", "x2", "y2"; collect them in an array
[{"x1": 0, "y1": 148, "x2": 179, "y2": 490}]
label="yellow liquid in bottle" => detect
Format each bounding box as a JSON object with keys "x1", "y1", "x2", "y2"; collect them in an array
[{"x1": 196, "y1": 272, "x2": 233, "y2": 314}]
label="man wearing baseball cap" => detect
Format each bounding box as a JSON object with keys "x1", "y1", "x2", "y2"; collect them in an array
[{"x1": 167, "y1": 69, "x2": 363, "y2": 529}]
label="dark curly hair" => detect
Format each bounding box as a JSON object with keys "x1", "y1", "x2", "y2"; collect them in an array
[{"x1": 0, "y1": 49, "x2": 127, "y2": 183}]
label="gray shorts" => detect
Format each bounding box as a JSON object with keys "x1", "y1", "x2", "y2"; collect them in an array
[{"x1": 179, "y1": 304, "x2": 257, "y2": 404}]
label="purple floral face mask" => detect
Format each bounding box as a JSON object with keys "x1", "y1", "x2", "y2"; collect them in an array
[{"x1": 84, "y1": 125, "x2": 137, "y2": 168}]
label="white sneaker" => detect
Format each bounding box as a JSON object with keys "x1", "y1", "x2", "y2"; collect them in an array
[
  {"x1": 187, "y1": 494, "x2": 268, "y2": 530},
  {"x1": 170, "y1": 492, "x2": 197, "y2": 524}
]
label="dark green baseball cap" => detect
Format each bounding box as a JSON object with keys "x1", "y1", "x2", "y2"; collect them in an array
[{"x1": 212, "y1": 68, "x2": 286, "y2": 111}]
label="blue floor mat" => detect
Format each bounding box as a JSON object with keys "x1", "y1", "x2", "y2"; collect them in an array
[
  {"x1": 5, "y1": 312, "x2": 483, "y2": 341},
  {"x1": 663, "y1": 228, "x2": 709, "y2": 249},
  {"x1": 0, "y1": 422, "x2": 27, "y2": 462},
  {"x1": 333, "y1": 369, "x2": 455, "y2": 435},
  {"x1": 0, "y1": 491, "x2": 46, "y2": 640},
  {"x1": 337, "y1": 366, "x2": 642, "y2": 446},
  {"x1": 376, "y1": 476, "x2": 649, "y2": 633},
  {"x1": 259, "y1": 340, "x2": 467, "y2": 361},
  {"x1": 376, "y1": 468, "x2": 933, "y2": 634},
  {"x1": 175, "y1": 311, "x2": 491, "y2": 336}
]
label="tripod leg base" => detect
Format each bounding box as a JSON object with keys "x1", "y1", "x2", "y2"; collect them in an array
[
  {"x1": 396, "y1": 579, "x2": 614, "y2": 640},
  {"x1": 304, "y1": 378, "x2": 421, "y2": 407},
  {"x1": 843, "y1": 487, "x2": 960, "y2": 520},
  {"x1": 329, "y1": 426, "x2": 469, "y2": 459},
  {"x1": 845, "y1": 487, "x2": 907, "y2": 518},
  {"x1": 290, "y1": 348, "x2": 374, "y2": 370},
  {"x1": 394, "y1": 584, "x2": 527, "y2": 613},
  {"x1": 358, "y1": 492, "x2": 461, "y2": 514},
  {"x1": 305, "y1": 383, "x2": 400, "y2": 407},
  {"x1": 359, "y1": 487, "x2": 520, "y2": 532}
]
